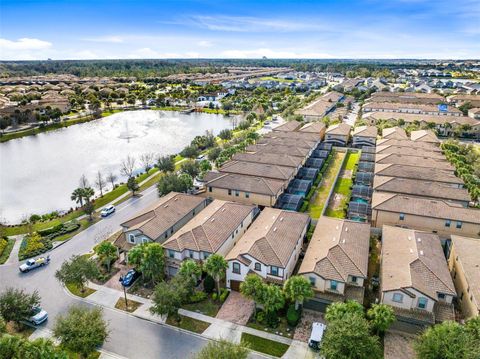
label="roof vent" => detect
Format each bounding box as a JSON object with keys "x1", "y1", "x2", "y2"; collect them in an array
[
  {"x1": 222, "y1": 208, "x2": 226, "y2": 212},
  {"x1": 342, "y1": 239, "x2": 346, "y2": 244},
  {"x1": 280, "y1": 217, "x2": 284, "y2": 222},
  {"x1": 420, "y1": 250, "x2": 424, "y2": 255},
  {"x1": 417, "y1": 237, "x2": 421, "y2": 242},
  {"x1": 273, "y1": 227, "x2": 277, "y2": 232},
  {"x1": 345, "y1": 227, "x2": 348, "y2": 232},
  {"x1": 332, "y1": 236, "x2": 336, "y2": 242},
  {"x1": 409, "y1": 248, "x2": 413, "y2": 253},
  {"x1": 174, "y1": 197, "x2": 178, "y2": 201},
  {"x1": 164, "y1": 205, "x2": 169, "y2": 208},
  {"x1": 211, "y1": 218, "x2": 215, "y2": 222},
  {"x1": 408, "y1": 236, "x2": 411, "y2": 241},
  {"x1": 336, "y1": 225, "x2": 339, "y2": 230}
]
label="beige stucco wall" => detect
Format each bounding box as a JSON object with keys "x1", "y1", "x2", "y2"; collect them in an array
[
  {"x1": 207, "y1": 186, "x2": 280, "y2": 207},
  {"x1": 448, "y1": 245, "x2": 480, "y2": 319},
  {"x1": 371, "y1": 209, "x2": 480, "y2": 238}
]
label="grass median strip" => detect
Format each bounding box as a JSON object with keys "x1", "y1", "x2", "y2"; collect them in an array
[
  {"x1": 66, "y1": 283, "x2": 96, "y2": 298},
  {"x1": 241, "y1": 333, "x2": 290, "y2": 357},
  {"x1": 114, "y1": 298, "x2": 143, "y2": 313},
  {"x1": 166, "y1": 314, "x2": 211, "y2": 334}
]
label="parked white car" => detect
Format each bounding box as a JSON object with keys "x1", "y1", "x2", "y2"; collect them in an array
[
  {"x1": 308, "y1": 322, "x2": 326, "y2": 350},
  {"x1": 101, "y1": 205, "x2": 115, "y2": 217},
  {"x1": 28, "y1": 306, "x2": 48, "y2": 325}
]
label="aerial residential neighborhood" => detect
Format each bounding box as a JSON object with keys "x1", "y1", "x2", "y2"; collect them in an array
[{"x1": 0, "y1": 1, "x2": 479, "y2": 359}]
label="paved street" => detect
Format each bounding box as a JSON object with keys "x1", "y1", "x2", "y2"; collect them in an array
[{"x1": 0, "y1": 186, "x2": 213, "y2": 359}]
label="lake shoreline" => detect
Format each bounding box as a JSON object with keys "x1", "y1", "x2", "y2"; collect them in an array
[{"x1": 0, "y1": 110, "x2": 234, "y2": 223}]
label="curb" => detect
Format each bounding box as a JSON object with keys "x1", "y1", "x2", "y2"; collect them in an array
[{"x1": 62, "y1": 285, "x2": 274, "y2": 358}]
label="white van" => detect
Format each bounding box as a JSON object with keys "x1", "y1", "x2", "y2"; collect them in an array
[{"x1": 308, "y1": 322, "x2": 326, "y2": 350}]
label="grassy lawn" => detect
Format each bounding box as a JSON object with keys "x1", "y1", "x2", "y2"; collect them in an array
[
  {"x1": 308, "y1": 151, "x2": 345, "y2": 219},
  {"x1": 181, "y1": 297, "x2": 221, "y2": 317},
  {"x1": 114, "y1": 297, "x2": 143, "y2": 313},
  {"x1": 53, "y1": 218, "x2": 99, "y2": 242},
  {"x1": 241, "y1": 333, "x2": 290, "y2": 357},
  {"x1": 65, "y1": 282, "x2": 96, "y2": 298},
  {"x1": 344, "y1": 151, "x2": 360, "y2": 170},
  {"x1": 166, "y1": 314, "x2": 211, "y2": 334},
  {"x1": 0, "y1": 238, "x2": 16, "y2": 264},
  {"x1": 324, "y1": 151, "x2": 360, "y2": 219},
  {"x1": 63, "y1": 349, "x2": 100, "y2": 359}
]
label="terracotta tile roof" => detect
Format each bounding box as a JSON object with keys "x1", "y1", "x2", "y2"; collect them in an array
[
  {"x1": 219, "y1": 160, "x2": 295, "y2": 181},
  {"x1": 374, "y1": 163, "x2": 464, "y2": 185},
  {"x1": 364, "y1": 111, "x2": 480, "y2": 126},
  {"x1": 299, "y1": 122, "x2": 326, "y2": 133},
  {"x1": 381, "y1": 226, "x2": 456, "y2": 300},
  {"x1": 256, "y1": 137, "x2": 317, "y2": 149},
  {"x1": 226, "y1": 208, "x2": 310, "y2": 267},
  {"x1": 372, "y1": 193, "x2": 480, "y2": 224},
  {"x1": 375, "y1": 145, "x2": 445, "y2": 159},
  {"x1": 375, "y1": 153, "x2": 453, "y2": 171},
  {"x1": 373, "y1": 176, "x2": 471, "y2": 203},
  {"x1": 376, "y1": 138, "x2": 441, "y2": 151},
  {"x1": 232, "y1": 152, "x2": 303, "y2": 168},
  {"x1": 299, "y1": 217, "x2": 370, "y2": 282},
  {"x1": 353, "y1": 125, "x2": 378, "y2": 138},
  {"x1": 382, "y1": 127, "x2": 408, "y2": 140},
  {"x1": 120, "y1": 192, "x2": 206, "y2": 240},
  {"x1": 450, "y1": 235, "x2": 480, "y2": 310},
  {"x1": 113, "y1": 231, "x2": 134, "y2": 252},
  {"x1": 326, "y1": 123, "x2": 351, "y2": 136},
  {"x1": 264, "y1": 131, "x2": 321, "y2": 141},
  {"x1": 246, "y1": 144, "x2": 310, "y2": 158},
  {"x1": 272, "y1": 121, "x2": 302, "y2": 132},
  {"x1": 372, "y1": 92, "x2": 444, "y2": 101},
  {"x1": 204, "y1": 172, "x2": 286, "y2": 196},
  {"x1": 364, "y1": 101, "x2": 462, "y2": 114},
  {"x1": 295, "y1": 91, "x2": 343, "y2": 118},
  {"x1": 163, "y1": 200, "x2": 255, "y2": 253},
  {"x1": 410, "y1": 129, "x2": 440, "y2": 143}
]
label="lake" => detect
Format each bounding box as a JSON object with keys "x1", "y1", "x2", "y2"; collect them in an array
[{"x1": 0, "y1": 110, "x2": 234, "y2": 224}]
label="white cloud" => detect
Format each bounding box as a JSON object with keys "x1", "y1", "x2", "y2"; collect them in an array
[
  {"x1": 82, "y1": 35, "x2": 124, "y2": 43},
  {"x1": 0, "y1": 37, "x2": 52, "y2": 50},
  {"x1": 0, "y1": 38, "x2": 53, "y2": 60},
  {"x1": 197, "y1": 40, "x2": 213, "y2": 47},
  {"x1": 170, "y1": 16, "x2": 330, "y2": 33}
]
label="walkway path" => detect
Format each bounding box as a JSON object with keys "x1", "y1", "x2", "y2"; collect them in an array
[{"x1": 4, "y1": 235, "x2": 23, "y2": 265}]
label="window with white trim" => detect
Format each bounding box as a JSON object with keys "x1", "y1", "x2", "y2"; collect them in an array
[{"x1": 392, "y1": 293, "x2": 403, "y2": 303}]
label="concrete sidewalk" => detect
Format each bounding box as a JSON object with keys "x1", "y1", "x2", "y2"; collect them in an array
[{"x1": 81, "y1": 282, "x2": 315, "y2": 358}]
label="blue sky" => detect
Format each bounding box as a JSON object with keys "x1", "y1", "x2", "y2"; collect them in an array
[{"x1": 0, "y1": 0, "x2": 479, "y2": 60}]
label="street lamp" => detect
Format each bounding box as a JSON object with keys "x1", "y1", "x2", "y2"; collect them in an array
[{"x1": 119, "y1": 276, "x2": 128, "y2": 308}]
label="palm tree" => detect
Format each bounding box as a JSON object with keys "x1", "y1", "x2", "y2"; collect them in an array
[
  {"x1": 94, "y1": 241, "x2": 118, "y2": 272},
  {"x1": 179, "y1": 259, "x2": 202, "y2": 282},
  {"x1": 203, "y1": 254, "x2": 228, "y2": 296},
  {"x1": 83, "y1": 187, "x2": 95, "y2": 203},
  {"x1": 366, "y1": 304, "x2": 396, "y2": 336},
  {"x1": 284, "y1": 275, "x2": 314, "y2": 310},
  {"x1": 240, "y1": 274, "x2": 265, "y2": 314},
  {"x1": 71, "y1": 188, "x2": 85, "y2": 207}
]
